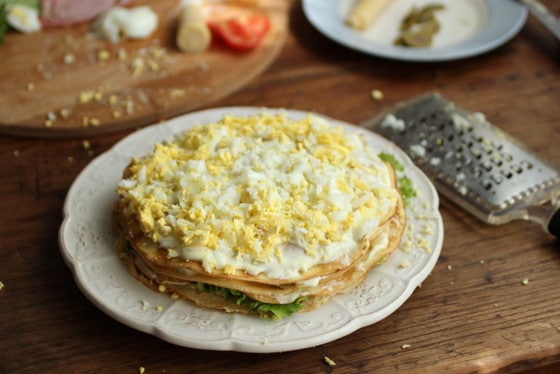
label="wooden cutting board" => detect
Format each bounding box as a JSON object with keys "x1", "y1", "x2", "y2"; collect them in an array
[{"x1": 0, "y1": 0, "x2": 288, "y2": 138}]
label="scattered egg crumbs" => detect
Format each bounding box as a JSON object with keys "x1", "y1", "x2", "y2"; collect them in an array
[
  {"x1": 130, "y1": 57, "x2": 145, "y2": 76},
  {"x1": 117, "y1": 48, "x2": 128, "y2": 60},
  {"x1": 141, "y1": 300, "x2": 150, "y2": 310},
  {"x1": 324, "y1": 356, "x2": 336, "y2": 367},
  {"x1": 401, "y1": 343, "x2": 411, "y2": 350},
  {"x1": 399, "y1": 259, "x2": 411, "y2": 268},
  {"x1": 400, "y1": 200, "x2": 435, "y2": 250},
  {"x1": 169, "y1": 88, "x2": 186, "y2": 99},
  {"x1": 138, "y1": 367, "x2": 146, "y2": 374},
  {"x1": 78, "y1": 90, "x2": 97, "y2": 104},
  {"x1": 418, "y1": 239, "x2": 431, "y2": 253},
  {"x1": 45, "y1": 113, "x2": 56, "y2": 126},
  {"x1": 371, "y1": 89, "x2": 384, "y2": 101},
  {"x1": 63, "y1": 53, "x2": 75, "y2": 64},
  {"x1": 118, "y1": 113, "x2": 400, "y2": 278},
  {"x1": 60, "y1": 108, "x2": 71, "y2": 119},
  {"x1": 522, "y1": 278, "x2": 529, "y2": 285},
  {"x1": 0, "y1": 281, "x2": 4, "y2": 291},
  {"x1": 97, "y1": 49, "x2": 111, "y2": 62},
  {"x1": 419, "y1": 224, "x2": 433, "y2": 236},
  {"x1": 22, "y1": 39, "x2": 177, "y2": 129}
]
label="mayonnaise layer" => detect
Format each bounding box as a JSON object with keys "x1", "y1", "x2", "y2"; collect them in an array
[{"x1": 117, "y1": 113, "x2": 398, "y2": 279}]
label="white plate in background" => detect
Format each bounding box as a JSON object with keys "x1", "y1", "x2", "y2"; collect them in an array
[{"x1": 303, "y1": 0, "x2": 528, "y2": 62}]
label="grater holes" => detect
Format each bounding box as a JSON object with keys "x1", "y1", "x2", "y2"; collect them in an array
[
  {"x1": 418, "y1": 116, "x2": 430, "y2": 128},
  {"x1": 520, "y1": 160, "x2": 533, "y2": 170},
  {"x1": 482, "y1": 179, "x2": 493, "y2": 191},
  {"x1": 425, "y1": 132, "x2": 440, "y2": 152},
  {"x1": 501, "y1": 169, "x2": 514, "y2": 179},
  {"x1": 473, "y1": 166, "x2": 484, "y2": 178},
  {"x1": 464, "y1": 137, "x2": 486, "y2": 160},
  {"x1": 482, "y1": 160, "x2": 493, "y2": 172},
  {"x1": 471, "y1": 147, "x2": 483, "y2": 160},
  {"x1": 491, "y1": 174, "x2": 504, "y2": 185},
  {"x1": 491, "y1": 155, "x2": 503, "y2": 167},
  {"x1": 445, "y1": 150, "x2": 455, "y2": 160}
]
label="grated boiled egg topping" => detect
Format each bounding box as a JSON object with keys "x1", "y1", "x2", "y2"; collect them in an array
[{"x1": 118, "y1": 113, "x2": 398, "y2": 279}]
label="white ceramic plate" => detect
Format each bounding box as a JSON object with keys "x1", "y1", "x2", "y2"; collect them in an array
[
  {"x1": 59, "y1": 107, "x2": 443, "y2": 353},
  {"x1": 302, "y1": 0, "x2": 528, "y2": 62}
]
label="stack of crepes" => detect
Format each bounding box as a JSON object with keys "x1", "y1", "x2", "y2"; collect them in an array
[{"x1": 113, "y1": 112, "x2": 406, "y2": 319}]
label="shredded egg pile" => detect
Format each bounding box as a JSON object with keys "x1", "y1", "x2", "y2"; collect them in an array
[{"x1": 118, "y1": 113, "x2": 398, "y2": 279}]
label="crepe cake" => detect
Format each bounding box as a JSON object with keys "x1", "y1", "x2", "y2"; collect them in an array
[{"x1": 113, "y1": 112, "x2": 406, "y2": 319}]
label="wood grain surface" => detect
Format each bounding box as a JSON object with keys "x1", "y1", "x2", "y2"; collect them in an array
[
  {"x1": 1, "y1": 0, "x2": 560, "y2": 373},
  {"x1": 0, "y1": 0, "x2": 288, "y2": 137}
]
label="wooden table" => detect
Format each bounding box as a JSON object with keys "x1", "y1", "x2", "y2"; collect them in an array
[{"x1": 1, "y1": 1, "x2": 560, "y2": 372}]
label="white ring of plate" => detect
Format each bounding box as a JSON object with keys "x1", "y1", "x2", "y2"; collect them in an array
[
  {"x1": 59, "y1": 107, "x2": 444, "y2": 353},
  {"x1": 302, "y1": 0, "x2": 528, "y2": 62}
]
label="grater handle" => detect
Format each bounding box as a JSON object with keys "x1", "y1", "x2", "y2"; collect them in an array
[
  {"x1": 528, "y1": 192, "x2": 560, "y2": 238},
  {"x1": 548, "y1": 208, "x2": 560, "y2": 238},
  {"x1": 547, "y1": 192, "x2": 560, "y2": 238}
]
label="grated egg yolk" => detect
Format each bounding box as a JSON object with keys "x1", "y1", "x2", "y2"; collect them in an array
[{"x1": 118, "y1": 113, "x2": 398, "y2": 277}]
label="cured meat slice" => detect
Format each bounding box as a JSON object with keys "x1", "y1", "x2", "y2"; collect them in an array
[{"x1": 40, "y1": 0, "x2": 131, "y2": 27}]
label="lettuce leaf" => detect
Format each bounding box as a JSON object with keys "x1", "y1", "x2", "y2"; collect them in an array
[
  {"x1": 0, "y1": 0, "x2": 39, "y2": 7},
  {"x1": 196, "y1": 283, "x2": 306, "y2": 319},
  {"x1": 0, "y1": 5, "x2": 8, "y2": 44},
  {"x1": 378, "y1": 152, "x2": 417, "y2": 203}
]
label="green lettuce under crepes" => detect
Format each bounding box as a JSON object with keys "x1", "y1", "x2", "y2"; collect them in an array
[
  {"x1": 378, "y1": 152, "x2": 416, "y2": 204},
  {"x1": 196, "y1": 283, "x2": 306, "y2": 319}
]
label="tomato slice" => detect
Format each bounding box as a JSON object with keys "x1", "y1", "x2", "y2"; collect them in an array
[{"x1": 208, "y1": 15, "x2": 271, "y2": 51}]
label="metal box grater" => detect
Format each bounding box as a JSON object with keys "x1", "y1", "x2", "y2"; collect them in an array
[{"x1": 363, "y1": 92, "x2": 560, "y2": 237}]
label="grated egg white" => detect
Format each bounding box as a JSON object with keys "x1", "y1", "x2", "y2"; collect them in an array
[{"x1": 117, "y1": 113, "x2": 399, "y2": 279}]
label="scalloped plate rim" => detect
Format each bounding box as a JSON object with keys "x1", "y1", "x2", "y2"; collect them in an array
[{"x1": 59, "y1": 106, "x2": 444, "y2": 353}]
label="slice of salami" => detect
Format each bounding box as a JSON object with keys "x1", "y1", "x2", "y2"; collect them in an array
[{"x1": 40, "y1": 0, "x2": 131, "y2": 27}]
